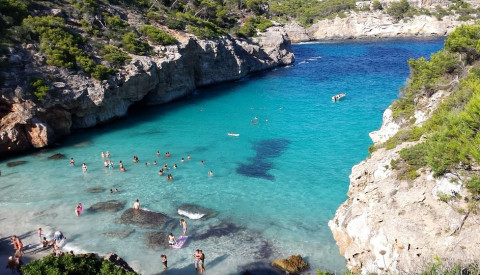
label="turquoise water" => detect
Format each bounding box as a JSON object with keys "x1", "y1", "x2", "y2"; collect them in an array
[{"x1": 0, "y1": 38, "x2": 444, "y2": 274}]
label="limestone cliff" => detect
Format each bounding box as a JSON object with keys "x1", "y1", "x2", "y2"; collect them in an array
[
  {"x1": 329, "y1": 76, "x2": 480, "y2": 272},
  {"x1": 283, "y1": 12, "x2": 474, "y2": 42},
  {"x1": 0, "y1": 27, "x2": 294, "y2": 156}
]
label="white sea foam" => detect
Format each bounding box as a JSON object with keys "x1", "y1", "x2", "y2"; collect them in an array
[{"x1": 177, "y1": 209, "x2": 205, "y2": 220}]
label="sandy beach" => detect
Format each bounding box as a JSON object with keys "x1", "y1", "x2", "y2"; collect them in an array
[{"x1": 0, "y1": 228, "x2": 52, "y2": 275}]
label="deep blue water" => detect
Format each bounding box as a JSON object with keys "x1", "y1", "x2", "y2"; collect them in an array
[{"x1": 0, "y1": 37, "x2": 444, "y2": 274}]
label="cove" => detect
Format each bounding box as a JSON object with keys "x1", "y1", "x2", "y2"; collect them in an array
[{"x1": 0, "y1": 37, "x2": 444, "y2": 274}]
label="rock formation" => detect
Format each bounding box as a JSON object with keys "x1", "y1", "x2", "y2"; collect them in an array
[
  {"x1": 119, "y1": 208, "x2": 173, "y2": 229},
  {"x1": 0, "y1": 27, "x2": 294, "y2": 157},
  {"x1": 329, "y1": 87, "x2": 480, "y2": 273},
  {"x1": 282, "y1": 11, "x2": 475, "y2": 42}
]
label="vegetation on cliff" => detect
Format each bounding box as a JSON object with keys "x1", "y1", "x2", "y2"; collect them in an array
[
  {"x1": 375, "y1": 22, "x2": 480, "y2": 213},
  {"x1": 22, "y1": 253, "x2": 137, "y2": 275}
]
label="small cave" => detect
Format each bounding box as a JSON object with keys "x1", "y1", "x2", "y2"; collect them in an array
[{"x1": 0, "y1": 99, "x2": 12, "y2": 120}]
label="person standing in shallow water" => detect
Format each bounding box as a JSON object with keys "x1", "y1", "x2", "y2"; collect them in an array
[
  {"x1": 161, "y1": 254, "x2": 167, "y2": 270},
  {"x1": 180, "y1": 219, "x2": 187, "y2": 235}
]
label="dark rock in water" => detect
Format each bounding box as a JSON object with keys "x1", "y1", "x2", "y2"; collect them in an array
[
  {"x1": 271, "y1": 255, "x2": 309, "y2": 274},
  {"x1": 254, "y1": 138, "x2": 290, "y2": 159},
  {"x1": 88, "y1": 200, "x2": 125, "y2": 212},
  {"x1": 239, "y1": 261, "x2": 283, "y2": 275},
  {"x1": 48, "y1": 153, "x2": 66, "y2": 159},
  {"x1": 256, "y1": 241, "x2": 274, "y2": 259},
  {"x1": 103, "y1": 228, "x2": 135, "y2": 239},
  {"x1": 177, "y1": 204, "x2": 217, "y2": 220},
  {"x1": 194, "y1": 222, "x2": 244, "y2": 240},
  {"x1": 237, "y1": 138, "x2": 290, "y2": 181},
  {"x1": 104, "y1": 253, "x2": 136, "y2": 273},
  {"x1": 87, "y1": 187, "x2": 105, "y2": 193},
  {"x1": 236, "y1": 161, "x2": 274, "y2": 180},
  {"x1": 6, "y1": 161, "x2": 27, "y2": 167},
  {"x1": 120, "y1": 208, "x2": 173, "y2": 229},
  {"x1": 145, "y1": 231, "x2": 170, "y2": 249}
]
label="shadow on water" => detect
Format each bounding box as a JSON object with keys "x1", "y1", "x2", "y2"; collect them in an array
[{"x1": 236, "y1": 138, "x2": 290, "y2": 181}]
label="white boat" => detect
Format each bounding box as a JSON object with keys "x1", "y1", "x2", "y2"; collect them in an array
[
  {"x1": 227, "y1": 133, "x2": 240, "y2": 136},
  {"x1": 332, "y1": 93, "x2": 346, "y2": 101}
]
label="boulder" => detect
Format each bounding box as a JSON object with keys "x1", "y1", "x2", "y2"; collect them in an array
[
  {"x1": 6, "y1": 161, "x2": 27, "y2": 167},
  {"x1": 103, "y1": 228, "x2": 135, "y2": 239},
  {"x1": 88, "y1": 200, "x2": 125, "y2": 212},
  {"x1": 271, "y1": 255, "x2": 309, "y2": 274},
  {"x1": 86, "y1": 187, "x2": 106, "y2": 193},
  {"x1": 48, "y1": 153, "x2": 66, "y2": 159},
  {"x1": 177, "y1": 204, "x2": 217, "y2": 220},
  {"x1": 119, "y1": 208, "x2": 173, "y2": 229},
  {"x1": 144, "y1": 231, "x2": 170, "y2": 249},
  {"x1": 194, "y1": 222, "x2": 244, "y2": 240}
]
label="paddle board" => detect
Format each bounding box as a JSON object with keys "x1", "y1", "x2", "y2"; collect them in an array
[{"x1": 172, "y1": 235, "x2": 188, "y2": 249}]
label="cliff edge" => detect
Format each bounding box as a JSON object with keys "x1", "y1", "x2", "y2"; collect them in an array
[
  {"x1": 328, "y1": 25, "x2": 480, "y2": 273},
  {"x1": 0, "y1": 27, "x2": 294, "y2": 156}
]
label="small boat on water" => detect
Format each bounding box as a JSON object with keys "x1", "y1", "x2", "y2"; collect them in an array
[
  {"x1": 332, "y1": 93, "x2": 346, "y2": 101},
  {"x1": 227, "y1": 133, "x2": 240, "y2": 136}
]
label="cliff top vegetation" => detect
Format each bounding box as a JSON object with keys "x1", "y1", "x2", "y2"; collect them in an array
[{"x1": 370, "y1": 22, "x2": 480, "y2": 216}]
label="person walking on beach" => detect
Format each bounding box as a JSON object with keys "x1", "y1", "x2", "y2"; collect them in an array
[
  {"x1": 180, "y1": 219, "x2": 187, "y2": 235},
  {"x1": 161, "y1": 254, "x2": 167, "y2": 270},
  {"x1": 133, "y1": 199, "x2": 140, "y2": 210}
]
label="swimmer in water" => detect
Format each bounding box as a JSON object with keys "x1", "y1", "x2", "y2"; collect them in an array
[
  {"x1": 82, "y1": 163, "x2": 87, "y2": 172},
  {"x1": 101, "y1": 152, "x2": 105, "y2": 158},
  {"x1": 181, "y1": 157, "x2": 185, "y2": 162},
  {"x1": 156, "y1": 151, "x2": 160, "y2": 157},
  {"x1": 70, "y1": 158, "x2": 75, "y2": 166},
  {"x1": 208, "y1": 170, "x2": 213, "y2": 176},
  {"x1": 187, "y1": 154, "x2": 191, "y2": 160},
  {"x1": 173, "y1": 164, "x2": 177, "y2": 169},
  {"x1": 75, "y1": 203, "x2": 83, "y2": 216}
]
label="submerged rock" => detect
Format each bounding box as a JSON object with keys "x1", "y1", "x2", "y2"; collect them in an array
[
  {"x1": 177, "y1": 204, "x2": 217, "y2": 220},
  {"x1": 88, "y1": 200, "x2": 125, "y2": 212},
  {"x1": 237, "y1": 138, "x2": 290, "y2": 181},
  {"x1": 194, "y1": 222, "x2": 244, "y2": 240},
  {"x1": 120, "y1": 208, "x2": 173, "y2": 229},
  {"x1": 48, "y1": 153, "x2": 66, "y2": 159},
  {"x1": 271, "y1": 255, "x2": 309, "y2": 274},
  {"x1": 6, "y1": 161, "x2": 27, "y2": 167},
  {"x1": 87, "y1": 187, "x2": 106, "y2": 193},
  {"x1": 145, "y1": 231, "x2": 170, "y2": 249},
  {"x1": 103, "y1": 228, "x2": 135, "y2": 239},
  {"x1": 239, "y1": 261, "x2": 282, "y2": 275}
]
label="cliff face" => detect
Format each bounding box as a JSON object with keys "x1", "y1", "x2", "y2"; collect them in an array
[
  {"x1": 283, "y1": 12, "x2": 473, "y2": 42},
  {"x1": 329, "y1": 89, "x2": 480, "y2": 273},
  {"x1": 0, "y1": 27, "x2": 294, "y2": 156}
]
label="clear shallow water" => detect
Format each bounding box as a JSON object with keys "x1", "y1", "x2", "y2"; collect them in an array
[{"x1": 0, "y1": 38, "x2": 444, "y2": 274}]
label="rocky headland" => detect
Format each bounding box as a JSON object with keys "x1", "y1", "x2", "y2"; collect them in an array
[
  {"x1": 328, "y1": 51, "x2": 480, "y2": 273},
  {"x1": 0, "y1": 25, "x2": 294, "y2": 157}
]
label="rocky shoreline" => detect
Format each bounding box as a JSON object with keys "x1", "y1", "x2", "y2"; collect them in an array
[{"x1": 0, "y1": 27, "x2": 294, "y2": 158}]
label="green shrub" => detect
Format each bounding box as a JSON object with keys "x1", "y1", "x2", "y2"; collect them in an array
[
  {"x1": 105, "y1": 14, "x2": 129, "y2": 30},
  {"x1": 21, "y1": 253, "x2": 137, "y2": 275},
  {"x1": 437, "y1": 192, "x2": 454, "y2": 202},
  {"x1": 387, "y1": 0, "x2": 410, "y2": 21},
  {"x1": 237, "y1": 16, "x2": 273, "y2": 37},
  {"x1": 444, "y1": 23, "x2": 480, "y2": 53},
  {"x1": 0, "y1": 0, "x2": 28, "y2": 28},
  {"x1": 467, "y1": 176, "x2": 480, "y2": 197},
  {"x1": 139, "y1": 25, "x2": 178, "y2": 45},
  {"x1": 122, "y1": 32, "x2": 150, "y2": 55},
  {"x1": 30, "y1": 77, "x2": 50, "y2": 101},
  {"x1": 102, "y1": 45, "x2": 131, "y2": 67}
]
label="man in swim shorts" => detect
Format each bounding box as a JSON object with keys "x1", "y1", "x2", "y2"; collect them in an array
[
  {"x1": 180, "y1": 219, "x2": 187, "y2": 235},
  {"x1": 193, "y1": 249, "x2": 201, "y2": 270},
  {"x1": 133, "y1": 199, "x2": 140, "y2": 210},
  {"x1": 168, "y1": 233, "x2": 176, "y2": 246}
]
